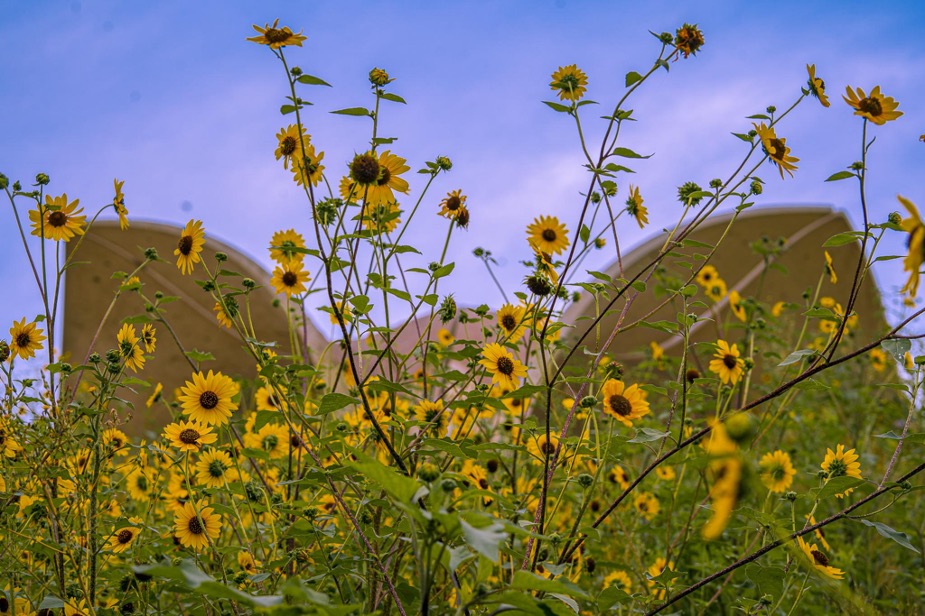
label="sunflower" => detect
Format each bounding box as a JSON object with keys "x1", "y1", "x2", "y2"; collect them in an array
[
  {"x1": 709, "y1": 339, "x2": 745, "y2": 385},
  {"x1": 292, "y1": 144, "x2": 325, "y2": 187},
  {"x1": 821, "y1": 444, "x2": 862, "y2": 498},
  {"x1": 626, "y1": 185, "x2": 648, "y2": 228},
  {"x1": 437, "y1": 328, "x2": 454, "y2": 347},
  {"x1": 634, "y1": 492, "x2": 660, "y2": 521},
  {"x1": 275, "y1": 124, "x2": 306, "y2": 169},
  {"x1": 146, "y1": 382, "x2": 163, "y2": 408},
  {"x1": 675, "y1": 23, "x2": 705, "y2": 58},
  {"x1": 497, "y1": 303, "x2": 529, "y2": 342},
  {"x1": 102, "y1": 428, "x2": 129, "y2": 455},
  {"x1": 647, "y1": 557, "x2": 676, "y2": 599},
  {"x1": 600, "y1": 379, "x2": 650, "y2": 427},
  {"x1": 414, "y1": 399, "x2": 449, "y2": 435},
  {"x1": 113, "y1": 178, "x2": 129, "y2": 230},
  {"x1": 655, "y1": 465, "x2": 676, "y2": 481},
  {"x1": 727, "y1": 290, "x2": 747, "y2": 323},
  {"x1": 243, "y1": 423, "x2": 289, "y2": 459},
  {"x1": 527, "y1": 215, "x2": 569, "y2": 256},
  {"x1": 0, "y1": 596, "x2": 34, "y2": 615},
  {"x1": 29, "y1": 193, "x2": 86, "y2": 242},
  {"x1": 238, "y1": 551, "x2": 260, "y2": 573},
  {"x1": 608, "y1": 465, "x2": 630, "y2": 490},
  {"x1": 347, "y1": 150, "x2": 410, "y2": 207},
  {"x1": 125, "y1": 466, "x2": 154, "y2": 502},
  {"x1": 8, "y1": 318, "x2": 45, "y2": 361},
  {"x1": 179, "y1": 370, "x2": 239, "y2": 426},
  {"x1": 195, "y1": 449, "x2": 234, "y2": 488},
  {"x1": 116, "y1": 323, "x2": 145, "y2": 372},
  {"x1": 269, "y1": 228, "x2": 306, "y2": 265},
  {"x1": 771, "y1": 301, "x2": 786, "y2": 317},
  {"x1": 174, "y1": 219, "x2": 205, "y2": 276},
  {"x1": 106, "y1": 527, "x2": 140, "y2": 553},
  {"x1": 361, "y1": 201, "x2": 402, "y2": 234},
  {"x1": 270, "y1": 260, "x2": 310, "y2": 297},
  {"x1": 759, "y1": 450, "x2": 796, "y2": 493},
  {"x1": 140, "y1": 323, "x2": 156, "y2": 353},
  {"x1": 526, "y1": 432, "x2": 559, "y2": 460},
  {"x1": 64, "y1": 600, "x2": 90, "y2": 616},
  {"x1": 824, "y1": 251, "x2": 837, "y2": 284},
  {"x1": 869, "y1": 348, "x2": 888, "y2": 373},
  {"x1": 843, "y1": 85, "x2": 902, "y2": 125},
  {"x1": 479, "y1": 343, "x2": 527, "y2": 390},
  {"x1": 246, "y1": 19, "x2": 307, "y2": 49},
  {"x1": 174, "y1": 501, "x2": 222, "y2": 550},
  {"x1": 255, "y1": 386, "x2": 284, "y2": 412},
  {"x1": 438, "y1": 189, "x2": 467, "y2": 220},
  {"x1": 754, "y1": 122, "x2": 799, "y2": 179},
  {"x1": 797, "y1": 536, "x2": 844, "y2": 579},
  {"x1": 806, "y1": 64, "x2": 830, "y2": 108},
  {"x1": 695, "y1": 265, "x2": 719, "y2": 288},
  {"x1": 163, "y1": 420, "x2": 217, "y2": 452},
  {"x1": 603, "y1": 570, "x2": 633, "y2": 594},
  {"x1": 702, "y1": 423, "x2": 741, "y2": 540},
  {"x1": 549, "y1": 64, "x2": 588, "y2": 102},
  {"x1": 704, "y1": 278, "x2": 727, "y2": 302},
  {"x1": 213, "y1": 301, "x2": 235, "y2": 329},
  {"x1": 899, "y1": 195, "x2": 925, "y2": 298}
]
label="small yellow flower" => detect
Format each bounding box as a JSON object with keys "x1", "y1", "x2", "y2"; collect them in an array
[
  {"x1": 29, "y1": 193, "x2": 86, "y2": 242},
  {"x1": 759, "y1": 450, "x2": 796, "y2": 493},
  {"x1": 824, "y1": 251, "x2": 837, "y2": 284},
  {"x1": 269, "y1": 228, "x2": 306, "y2": 264},
  {"x1": 270, "y1": 260, "x2": 310, "y2": 297},
  {"x1": 771, "y1": 301, "x2": 786, "y2": 317},
  {"x1": 113, "y1": 178, "x2": 129, "y2": 230},
  {"x1": 898, "y1": 195, "x2": 925, "y2": 298},
  {"x1": 805, "y1": 64, "x2": 830, "y2": 107},
  {"x1": 106, "y1": 527, "x2": 140, "y2": 553},
  {"x1": 549, "y1": 64, "x2": 588, "y2": 101},
  {"x1": 146, "y1": 382, "x2": 164, "y2": 408},
  {"x1": 174, "y1": 502, "x2": 222, "y2": 550},
  {"x1": 704, "y1": 278, "x2": 727, "y2": 302},
  {"x1": 626, "y1": 185, "x2": 648, "y2": 228},
  {"x1": 437, "y1": 328, "x2": 454, "y2": 347},
  {"x1": 647, "y1": 557, "x2": 676, "y2": 599},
  {"x1": 600, "y1": 379, "x2": 650, "y2": 427},
  {"x1": 820, "y1": 444, "x2": 863, "y2": 498},
  {"x1": 797, "y1": 536, "x2": 844, "y2": 579},
  {"x1": 163, "y1": 419, "x2": 218, "y2": 452},
  {"x1": 438, "y1": 189, "x2": 467, "y2": 220},
  {"x1": 247, "y1": 19, "x2": 307, "y2": 49},
  {"x1": 695, "y1": 265, "x2": 719, "y2": 288},
  {"x1": 527, "y1": 215, "x2": 569, "y2": 256},
  {"x1": 634, "y1": 492, "x2": 660, "y2": 520},
  {"x1": 869, "y1": 348, "x2": 887, "y2": 373},
  {"x1": 174, "y1": 219, "x2": 205, "y2": 275},
  {"x1": 117, "y1": 323, "x2": 145, "y2": 373},
  {"x1": 479, "y1": 343, "x2": 527, "y2": 390},
  {"x1": 843, "y1": 85, "x2": 902, "y2": 125},
  {"x1": 8, "y1": 318, "x2": 46, "y2": 361},
  {"x1": 728, "y1": 290, "x2": 746, "y2": 322},
  {"x1": 709, "y1": 340, "x2": 745, "y2": 385},
  {"x1": 754, "y1": 122, "x2": 799, "y2": 179}
]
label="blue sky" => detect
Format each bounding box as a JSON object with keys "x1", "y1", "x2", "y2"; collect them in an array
[{"x1": 2, "y1": 0, "x2": 924, "y2": 350}]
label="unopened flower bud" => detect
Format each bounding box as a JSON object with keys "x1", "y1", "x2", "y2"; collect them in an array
[
  {"x1": 783, "y1": 491, "x2": 797, "y2": 501},
  {"x1": 0, "y1": 341, "x2": 9, "y2": 362},
  {"x1": 289, "y1": 66, "x2": 303, "y2": 77},
  {"x1": 144, "y1": 247, "x2": 158, "y2": 261},
  {"x1": 525, "y1": 275, "x2": 553, "y2": 297},
  {"x1": 579, "y1": 395, "x2": 597, "y2": 409},
  {"x1": 590, "y1": 191, "x2": 601, "y2": 204},
  {"x1": 677, "y1": 181, "x2": 703, "y2": 206},
  {"x1": 418, "y1": 463, "x2": 440, "y2": 483},
  {"x1": 577, "y1": 473, "x2": 594, "y2": 488},
  {"x1": 440, "y1": 478, "x2": 457, "y2": 492},
  {"x1": 0, "y1": 173, "x2": 8, "y2": 190},
  {"x1": 369, "y1": 67, "x2": 391, "y2": 86},
  {"x1": 709, "y1": 178, "x2": 723, "y2": 189},
  {"x1": 750, "y1": 179, "x2": 763, "y2": 195},
  {"x1": 435, "y1": 156, "x2": 453, "y2": 171},
  {"x1": 438, "y1": 295, "x2": 457, "y2": 323},
  {"x1": 34, "y1": 173, "x2": 50, "y2": 186},
  {"x1": 242, "y1": 278, "x2": 256, "y2": 290},
  {"x1": 214, "y1": 252, "x2": 228, "y2": 262},
  {"x1": 766, "y1": 105, "x2": 776, "y2": 114},
  {"x1": 888, "y1": 212, "x2": 902, "y2": 225}
]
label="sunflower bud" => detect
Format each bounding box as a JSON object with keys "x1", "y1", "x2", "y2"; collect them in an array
[
  {"x1": 783, "y1": 490, "x2": 797, "y2": 502},
  {"x1": 888, "y1": 211, "x2": 902, "y2": 225},
  {"x1": 724, "y1": 413, "x2": 756, "y2": 444},
  {"x1": 369, "y1": 67, "x2": 392, "y2": 87},
  {"x1": 594, "y1": 237, "x2": 606, "y2": 249},
  {"x1": 438, "y1": 295, "x2": 457, "y2": 323},
  {"x1": 34, "y1": 173, "x2": 50, "y2": 186},
  {"x1": 0, "y1": 341, "x2": 9, "y2": 362},
  {"x1": 750, "y1": 179, "x2": 763, "y2": 195},
  {"x1": 289, "y1": 66, "x2": 303, "y2": 77},
  {"x1": 418, "y1": 462, "x2": 441, "y2": 483},
  {"x1": 766, "y1": 105, "x2": 776, "y2": 114},
  {"x1": 440, "y1": 478, "x2": 457, "y2": 492},
  {"x1": 214, "y1": 252, "x2": 228, "y2": 262},
  {"x1": 659, "y1": 31, "x2": 674, "y2": 44},
  {"x1": 435, "y1": 156, "x2": 453, "y2": 171},
  {"x1": 144, "y1": 247, "x2": 158, "y2": 261},
  {"x1": 577, "y1": 473, "x2": 594, "y2": 488},
  {"x1": 590, "y1": 191, "x2": 602, "y2": 204},
  {"x1": 709, "y1": 178, "x2": 723, "y2": 189},
  {"x1": 525, "y1": 274, "x2": 553, "y2": 297},
  {"x1": 686, "y1": 368, "x2": 701, "y2": 384},
  {"x1": 677, "y1": 181, "x2": 703, "y2": 206},
  {"x1": 579, "y1": 395, "x2": 597, "y2": 409},
  {"x1": 242, "y1": 278, "x2": 256, "y2": 290},
  {"x1": 0, "y1": 173, "x2": 8, "y2": 190}
]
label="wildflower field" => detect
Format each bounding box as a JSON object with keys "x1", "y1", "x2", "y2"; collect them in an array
[{"x1": 3, "y1": 16, "x2": 925, "y2": 616}]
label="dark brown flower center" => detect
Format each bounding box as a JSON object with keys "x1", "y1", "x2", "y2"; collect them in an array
[
  {"x1": 178, "y1": 235, "x2": 194, "y2": 255},
  {"x1": 686, "y1": 368, "x2": 701, "y2": 383},
  {"x1": 608, "y1": 394, "x2": 632, "y2": 417},
  {"x1": 282, "y1": 271, "x2": 298, "y2": 287},
  {"x1": 350, "y1": 154, "x2": 380, "y2": 185},
  {"x1": 376, "y1": 166, "x2": 392, "y2": 187},
  {"x1": 199, "y1": 391, "x2": 219, "y2": 410},
  {"x1": 48, "y1": 211, "x2": 68, "y2": 227},
  {"x1": 768, "y1": 138, "x2": 786, "y2": 161},
  {"x1": 858, "y1": 96, "x2": 882, "y2": 117},
  {"x1": 501, "y1": 314, "x2": 517, "y2": 331},
  {"x1": 637, "y1": 501, "x2": 649, "y2": 512},
  {"x1": 188, "y1": 516, "x2": 204, "y2": 534},
  {"x1": 496, "y1": 356, "x2": 515, "y2": 376},
  {"x1": 478, "y1": 478, "x2": 489, "y2": 489},
  {"x1": 264, "y1": 28, "x2": 291, "y2": 44},
  {"x1": 445, "y1": 196, "x2": 461, "y2": 211},
  {"x1": 16, "y1": 332, "x2": 31, "y2": 347},
  {"x1": 280, "y1": 136, "x2": 297, "y2": 156},
  {"x1": 542, "y1": 229, "x2": 557, "y2": 242},
  {"x1": 723, "y1": 354, "x2": 738, "y2": 369},
  {"x1": 179, "y1": 428, "x2": 200, "y2": 444},
  {"x1": 540, "y1": 438, "x2": 556, "y2": 455},
  {"x1": 117, "y1": 529, "x2": 134, "y2": 544},
  {"x1": 811, "y1": 548, "x2": 829, "y2": 567}
]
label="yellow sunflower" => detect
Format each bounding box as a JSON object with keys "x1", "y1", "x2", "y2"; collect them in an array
[
  {"x1": 415, "y1": 399, "x2": 449, "y2": 435},
  {"x1": 843, "y1": 85, "x2": 902, "y2": 125},
  {"x1": 105, "y1": 527, "x2": 140, "y2": 553},
  {"x1": 600, "y1": 379, "x2": 650, "y2": 427},
  {"x1": 113, "y1": 178, "x2": 129, "y2": 230},
  {"x1": 438, "y1": 189, "x2": 467, "y2": 220},
  {"x1": 141, "y1": 323, "x2": 156, "y2": 353},
  {"x1": 820, "y1": 444, "x2": 862, "y2": 498},
  {"x1": 146, "y1": 382, "x2": 163, "y2": 408},
  {"x1": 702, "y1": 423, "x2": 741, "y2": 540},
  {"x1": 269, "y1": 228, "x2": 306, "y2": 264},
  {"x1": 655, "y1": 465, "x2": 676, "y2": 481},
  {"x1": 29, "y1": 193, "x2": 86, "y2": 242},
  {"x1": 759, "y1": 450, "x2": 796, "y2": 493},
  {"x1": 497, "y1": 303, "x2": 529, "y2": 342},
  {"x1": 163, "y1": 419, "x2": 217, "y2": 452},
  {"x1": 117, "y1": 323, "x2": 145, "y2": 373},
  {"x1": 347, "y1": 150, "x2": 410, "y2": 207},
  {"x1": 274, "y1": 124, "x2": 306, "y2": 169},
  {"x1": 609, "y1": 465, "x2": 630, "y2": 490},
  {"x1": 626, "y1": 185, "x2": 648, "y2": 228},
  {"x1": 603, "y1": 570, "x2": 633, "y2": 594},
  {"x1": 195, "y1": 449, "x2": 235, "y2": 488},
  {"x1": 361, "y1": 201, "x2": 402, "y2": 234},
  {"x1": 806, "y1": 64, "x2": 830, "y2": 108},
  {"x1": 647, "y1": 557, "x2": 676, "y2": 599},
  {"x1": 899, "y1": 195, "x2": 925, "y2": 298},
  {"x1": 869, "y1": 347, "x2": 887, "y2": 373},
  {"x1": 754, "y1": 122, "x2": 799, "y2": 179},
  {"x1": 797, "y1": 536, "x2": 844, "y2": 579},
  {"x1": 824, "y1": 251, "x2": 837, "y2": 284},
  {"x1": 213, "y1": 301, "x2": 234, "y2": 329},
  {"x1": 245, "y1": 423, "x2": 289, "y2": 459},
  {"x1": 255, "y1": 386, "x2": 284, "y2": 412},
  {"x1": 125, "y1": 466, "x2": 154, "y2": 502},
  {"x1": 292, "y1": 143, "x2": 325, "y2": 187},
  {"x1": 527, "y1": 215, "x2": 569, "y2": 256},
  {"x1": 238, "y1": 551, "x2": 260, "y2": 573},
  {"x1": 696, "y1": 265, "x2": 719, "y2": 288},
  {"x1": 437, "y1": 328, "x2": 454, "y2": 347},
  {"x1": 174, "y1": 219, "x2": 205, "y2": 276},
  {"x1": 526, "y1": 432, "x2": 559, "y2": 460},
  {"x1": 270, "y1": 260, "x2": 310, "y2": 297},
  {"x1": 633, "y1": 492, "x2": 660, "y2": 521},
  {"x1": 246, "y1": 19, "x2": 307, "y2": 49},
  {"x1": 728, "y1": 290, "x2": 746, "y2": 322},
  {"x1": 549, "y1": 64, "x2": 588, "y2": 101},
  {"x1": 8, "y1": 318, "x2": 46, "y2": 361},
  {"x1": 704, "y1": 278, "x2": 728, "y2": 302},
  {"x1": 174, "y1": 502, "x2": 222, "y2": 550},
  {"x1": 179, "y1": 370, "x2": 239, "y2": 426},
  {"x1": 675, "y1": 23, "x2": 705, "y2": 58},
  {"x1": 479, "y1": 343, "x2": 527, "y2": 390},
  {"x1": 709, "y1": 339, "x2": 745, "y2": 385}
]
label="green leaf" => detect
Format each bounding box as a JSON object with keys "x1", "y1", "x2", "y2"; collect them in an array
[
  {"x1": 330, "y1": 107, "x2": 371, "y2": 116},
  {"x1": 611, "y1": 147, "x2": 652, "y2": 159},
  {"x1": 778, "y1": 349, "x2": 817, "y2": 367},
  {"x1": 132, "y1": 560, "x2": 282, "y2": 607},
  {"x1": 628, "y1": 428, "x2": 670, "y2": 443},
  {"x1": 747, "y1": 114, "x2": 770, "y2": 120},
  {"x1": 184, "y1": 349, "x2": 215, "y2": 363},
  {"x1": 579, "y1": 224, "x2": 591, "y2": 244},
  {"x1": 350, "y1": 454, "x2": 424, "y2": 504},
  {"x1": 746, "y1": 564, "x2": 785, "y2": 600},
  {"x1": 857, "y1": 519, "x2": 921, "y2": 553},
  {"x1": 823, "y1": 231, "x2": 864, "y2": 247},
  {"x1": 542, "y1": 101, "x2": 572, "y2": 113},
  {"x1": 38, "y1": 596, "x2": 65, "y2": 611},
  {"x1": 380, "y1": 92, "x2": 406, "y2": 104},
  {"x1": 296, "y1": 74, "x2": 332, "y2": 87},
  {"x1": 280, "y1": 104, "x2": 297, "y2": 115},
  {"x1": 881, "y1": 338, "x2": 911, "y2": 363},
  {"x1": 603, "y1": 163, "x2": 635, "y2": 174},
  {"x1": 318, "y1": 393, "x2": 358, "y2": 414},
  {"x1": 511, "y1": 570, "x2": 590, "y2": 599},
  {"x1": 639, "y1": 320, "x2": 677, "y2": 333},
  {"x1": 460, "y1": 516, "x2": 507, "y2": 561},
  {"x1": 433, "y1": 262, "x2": 455, "y2": 279},
  {"x1": 825, "y1": 170, "x2": 856, "y2": 182},
  {"x1": 732, "y1": 132, "x2": 753, "y2": 142},
  {"x1": 814, "y1": 476, "x2": 866, "y2": 500},
  {"x1": 630, "y1": 280, "x2": 646, "y2": 292},
  {"x1": 625, "y1": 71, "x2": 643, "y2": 87}
]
